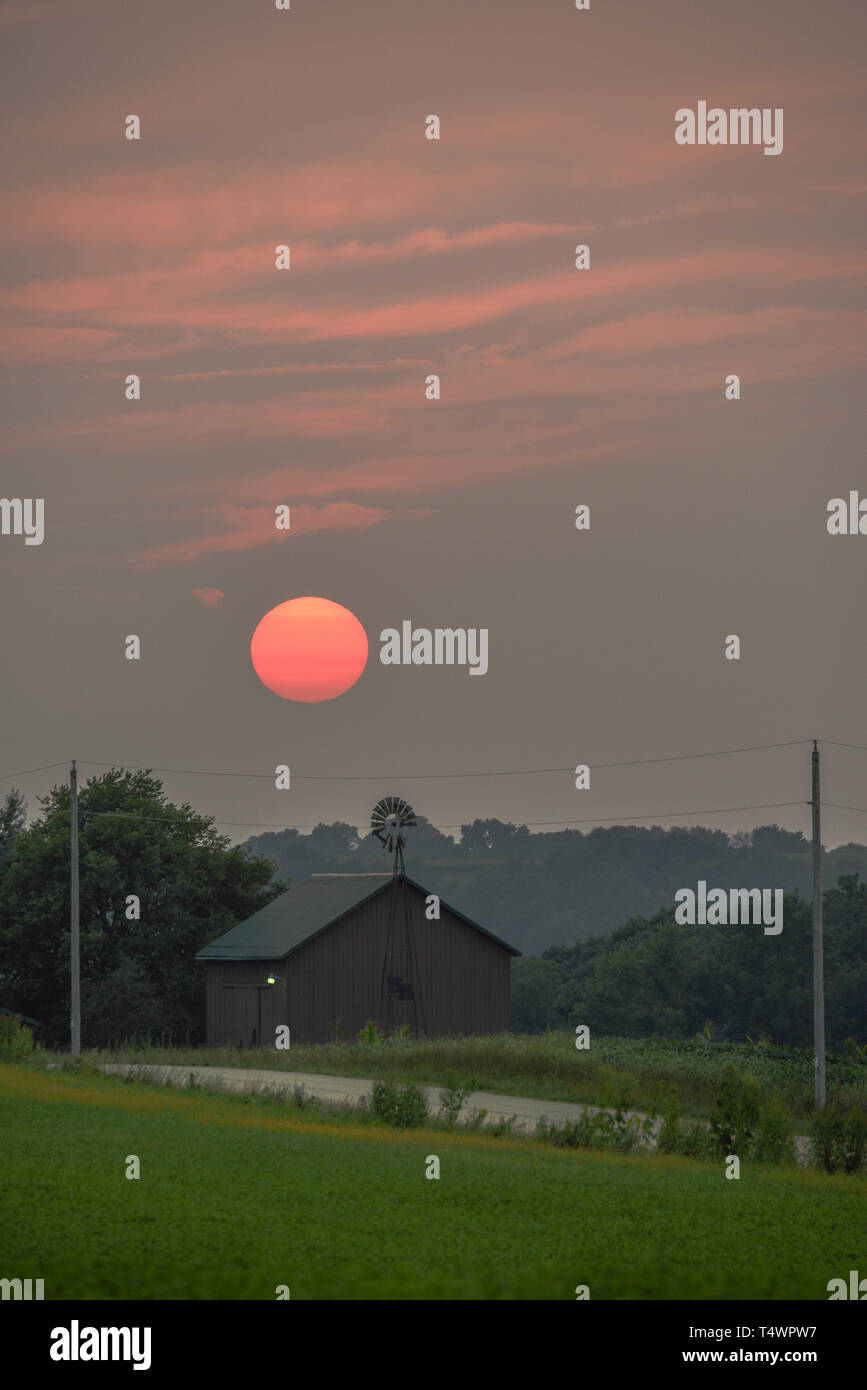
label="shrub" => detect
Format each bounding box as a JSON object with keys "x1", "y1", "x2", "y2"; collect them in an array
[
  {"x1": 657, "y1": 1092, "x2": 681, "y2": 1154},
  {"x1": 463, "y1": 1107, "x2": 488, "y2": 1132},
  {"x1": 439, "y1": 1079, "x2": 471, "y2": 1129},
  {"x1": 0, "y1": 1013, "x2": 34, "y2": 1060},
  {"x1": 750, "y1": 1096, "x2": 796, "y2": 1165},
  {"x1": 358, "y1": 1020, "x2": 386, "y2": 1046},
  {"x1": 535, "y1": 1106, "x2": 654, "y2": 1155},
  {"x1": 810, "y1": 1101, "x2": 867, "y2": 1174},
  {"x1": 709, "y1": 1065, "x2": 761, "y2": 1158},
  {"x1": 370, "y1": 1080, "x2": 428, "y2": 1129},
  {"x1": 677, "y1": 1120, "x2": 715, "y2": 1160},
  {"x1": 653, "y1": 1088, "x2": 716, "y2": 1161}
]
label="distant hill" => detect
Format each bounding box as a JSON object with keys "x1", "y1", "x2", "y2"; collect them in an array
[{"x1": 241, "y1": 819, "x2": 867, "y2": 956}]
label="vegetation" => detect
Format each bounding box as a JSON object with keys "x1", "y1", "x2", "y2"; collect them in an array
[
  {"x1": 515, "y1": 875, "x2": 867, "y2": 1047},
  {"x1": 535, "y1": 1105, "x2": 656, "y2": 1155},
  {"x1": 370, "y1": 1079, "x2": 429, "y2": 1128},
  {"x1": 2, "y1": 774, "x2": 865, "y2": 1055},
  {"x1": 809, "y1": 1097, "x2": 867, "y2": 1174},
  {"x1": 62, "y1": 1030, "x2": 867, "y2": 1126},
  {"x1": 0, "y1": 1013, "x2": 34, "y2": 1061},
  {"x1": 2, "y1": 1063, "x2": 863, "y2": 1300},
  {"x1": 244, "y1": 816, "x2": 867, "y2": 955},
  {"x1": 0, "y1": 774, "x2": 284, "y2": 1048}
]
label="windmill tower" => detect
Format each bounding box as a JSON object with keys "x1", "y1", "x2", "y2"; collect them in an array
[{"x1": 370, "y1": 796, "x2": 426, "y2": 1035}]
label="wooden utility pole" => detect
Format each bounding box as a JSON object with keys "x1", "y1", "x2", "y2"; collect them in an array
[
  {"x1": 70, "y1": 760, "x2": 80, "y2": 1060},
  {"x1": 811, "y1": 740, "x2": 825, "y2": 1109}
]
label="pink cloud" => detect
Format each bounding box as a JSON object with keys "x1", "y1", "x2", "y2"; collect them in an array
[
  {"x1": 193, "y1": 588, "x2": 225, "y2": 610},
  {"x1": 3, "y1": 244, "x2": 864, "y2": 373},
  {"x1": 130, "y1": 501, "x2": 415, "y2": 571}
]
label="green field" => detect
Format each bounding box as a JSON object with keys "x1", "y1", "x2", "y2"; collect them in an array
[{"x1": 1, "y1": 1063, "x2": 862, "y2": 1300}]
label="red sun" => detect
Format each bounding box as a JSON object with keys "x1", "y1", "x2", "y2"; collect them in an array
[{"x1": 250, "y1": 597, "x2": 368, "y2": 702}]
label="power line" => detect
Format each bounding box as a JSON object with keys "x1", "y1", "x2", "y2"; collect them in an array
[
  {"x1": 0, "y1": 760, "x2": 70, "y2": 783},
  {"x1": 823, "y1": 802, "x2": 867, "y2": 815},
  {"x1": 9, "y1": 739, "x2": 866, "y2": 789},
  {"x1": 72, "y1": 738, "x2": 811, "y2": 784},
  {"x1": 521, "y1": 800, "x2": 808, "y2": 827},
  {"x1": 79, "y1": 798, "x2": 807, "y2": 833}
]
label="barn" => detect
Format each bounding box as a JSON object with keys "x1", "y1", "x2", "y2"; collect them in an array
[{"x1": 195, "y1": 872, "x2": 520, "y2": 1046}]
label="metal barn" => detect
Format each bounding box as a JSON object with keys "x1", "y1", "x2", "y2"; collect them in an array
[{"x1": 195, "y1": 872, "x2": 519, "y2": 1046}]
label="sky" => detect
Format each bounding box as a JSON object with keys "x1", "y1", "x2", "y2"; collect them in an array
[{"x1": 1, "y1": 0, "x2": 866, "y2": 848}]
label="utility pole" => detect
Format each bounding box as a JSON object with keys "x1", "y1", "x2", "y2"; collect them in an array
[
  {"x1": 811, "y1": 740, "x2": 825, "y2": 1109},
  {"x1": 70, "y1": 760, "x2": 80, "y2": 1060}
]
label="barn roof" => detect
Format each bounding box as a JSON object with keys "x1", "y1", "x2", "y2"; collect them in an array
[{"x1": 195, "y1": 872, "x2": 520, "y2": 961}]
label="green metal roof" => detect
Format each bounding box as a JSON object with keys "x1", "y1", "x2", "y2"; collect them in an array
[{"x1": 195, "y1": 872, "x2": 520, "y2": 961}]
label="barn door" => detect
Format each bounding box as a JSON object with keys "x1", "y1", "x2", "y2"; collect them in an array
[{"x1": 223, "y1": 985, "x2": 260, "y2": 1048}]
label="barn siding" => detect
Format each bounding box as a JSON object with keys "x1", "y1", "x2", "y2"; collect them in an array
[
  {"x1": 205, "y1": 957, "x2": 288, "y2": 1047},
  {"x1": 203, "y1": 880, "x2": 512, "y2": 1046},
  {"x1": 285, "y1": 883, "x2": 510, "y2": 1044}
]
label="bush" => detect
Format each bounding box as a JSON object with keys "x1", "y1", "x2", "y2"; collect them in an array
[
  {"x1": 438, "y1": 1079, "x2": 471, "y2": 1128},
  {"x1": 535, "y1": 1105, "x2": 654, "y2": 1155},
  {"x1": 677, "y1": 1120, "x2": 715, "y2": 1161},
  {"x1": 750, "y1": 1096, "x2": 796, "y2": 1165},
  {"x1": 657, "y1": 1091, "x2": 681, "y2": 1154},
  {"x1": 709, "y1": 1065, "x2": 761, "y2": 1158},
  {"x1": 810, "y1": 1101, "x2": 867, "y2": 1174},
  {"x1": 0, "y1": 1013, "x2": 34, "y2": 1060},
  {"x1": 371, "y1": 1080, "x2": 428, "y2": 1129},
  {"x1": 653, "y1": 1093, "x2": 715, "y2": 1160},
  {"x1": 358, "y1": 1020, "x2": 386, "y2": 1046}
]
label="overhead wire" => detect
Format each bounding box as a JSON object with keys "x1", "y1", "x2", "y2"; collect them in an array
[
  {"x1": 1, "y1": 740, "x2": 860, "y2": 833},
  {"x1": 78, "y1": 798, "x2": 808, "y2": 833},
  {"x1": 71, "y1": 737, "x2": 812, "y2": 783}
]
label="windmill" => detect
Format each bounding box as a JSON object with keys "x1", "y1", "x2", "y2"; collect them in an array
[{"x1": 370, "y1": 796, "x2": 426, "y2": 1034}]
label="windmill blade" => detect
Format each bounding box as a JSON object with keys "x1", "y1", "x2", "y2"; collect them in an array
[{"x1": 370, "y1": 795, "x2": 416, "y2": 833}]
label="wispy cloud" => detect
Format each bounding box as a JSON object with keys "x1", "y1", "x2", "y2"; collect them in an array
[{"x1": 128, "y1": 501, "x2": 422, "y2": 570}]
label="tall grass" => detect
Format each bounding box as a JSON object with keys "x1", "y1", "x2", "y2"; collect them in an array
[{"x1": 31, "y1": 1031, "x2": 867, "y2": 1124}]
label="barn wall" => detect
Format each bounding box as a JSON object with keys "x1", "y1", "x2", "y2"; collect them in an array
[
  {"x1": 285, "y1": 883, "x2": 511, "y2": 1043},
  {"x1": 204, "y1": 958, "x2": 289, "y2": 1048}
]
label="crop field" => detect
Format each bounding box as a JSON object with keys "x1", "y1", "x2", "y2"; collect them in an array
[
  {"x1": 1, "y1": 1063, "x2": 862, "y2": 1300},
  {"x1": 68, "y1": 1031, "x2": 867, "y2": 1123}
]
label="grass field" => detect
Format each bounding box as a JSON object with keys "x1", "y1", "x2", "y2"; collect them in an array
[
  {"x1": 1, "y1": 1062, "x2": 862, "y2": 1300},
  {"x1": 64, "y1": 1031, "x2": 867, "y2": 1125}
]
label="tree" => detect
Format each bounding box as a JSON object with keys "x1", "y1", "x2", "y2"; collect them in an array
[
  {"x1": 459, "y1": 819, "x2": 531, "y2": 858},
  {"x1": 307, "y1": 821, "x2": 362, "y2": 860},
  {"x1": 510, "y1": 957, "x2": 561, "y2": 1032},
  {"x1": 574, "y1": 919, "x2": 710, "y2": 1038},
  {"x1": 0, "y1": 769, "x2": 285, "y2": 1047},
  {"x1": 0, "y1": 787, "x2": 26, "y2": 862}
]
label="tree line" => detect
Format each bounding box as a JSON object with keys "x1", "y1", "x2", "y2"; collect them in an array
[
  {"x1": 1, "y1": 772, "x2": 864, "y2": 1049},
  {"x1": 512, "y1": 877, "x2": 867, "y2": 1046},
  {"x1": 245, "y1": 816, "x2": 867, "y2": 955}
]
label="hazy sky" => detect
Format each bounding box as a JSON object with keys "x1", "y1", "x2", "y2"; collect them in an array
[{"x1": 2, "y1": 0, "x2": 866, "y2": 847}]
